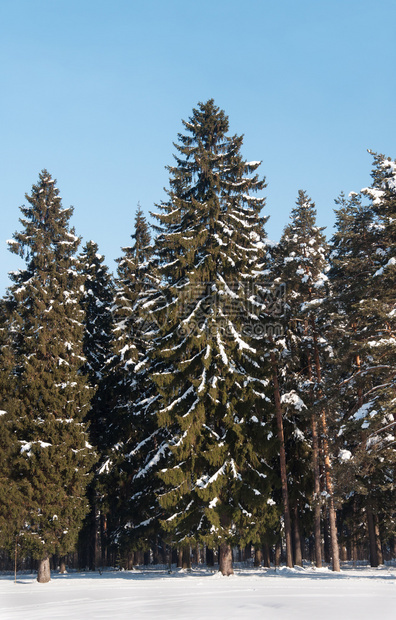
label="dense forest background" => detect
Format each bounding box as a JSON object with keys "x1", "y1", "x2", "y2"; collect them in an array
[{"x1": 0, "y1": 100, "x2": 395, "y2": 581}]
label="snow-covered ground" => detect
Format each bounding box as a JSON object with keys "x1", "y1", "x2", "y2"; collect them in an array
[{"x1": 1, "y1": 563, "x2": 395, "y2": 620}]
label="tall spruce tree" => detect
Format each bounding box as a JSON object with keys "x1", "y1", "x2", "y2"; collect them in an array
[
  {"x1": 2, "y1": 170, "x2": 96, "y2": 582},
  {"x1": 326, "y1": 191, "x2": 375, "y2": 561},
  {"x1": 268, "y1": 191, "x2": 339, "y2": 569},
  {"x1": 79, "y1": 241, "x2": 115, "y2": 450},
  {"x1": 103, "y1": 207, "x2": 167, "y2": 562},
  {"x1": 78, "y1": 241, "x2": 115, "y2": 569},
  {"x1": 329, "y1": 154, "x2": 396, "y2": 565},
  {"x1": 0, "y1": 297, "x2": 32, "y2": 566},
  {"x1": 362, "y1": 155, "x2": 396, "y2": 558},
  {"x1": 147, "y1": 100, "x2": 274, "y2": 575}
]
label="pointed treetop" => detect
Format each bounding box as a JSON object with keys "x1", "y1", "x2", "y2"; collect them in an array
[
  {"x1": 180, "y1": 99, "x2": 230, "y2": 148},
  {"x1": 131, "y1": 204, "x2": 151, "y2": 260}
]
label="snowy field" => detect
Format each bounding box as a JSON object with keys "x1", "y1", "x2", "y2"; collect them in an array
[{"x1": 1, "y1": 563, "x2": 395, "y2": 620}]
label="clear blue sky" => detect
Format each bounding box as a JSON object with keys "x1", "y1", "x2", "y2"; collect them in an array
[{"x1": 1, "y1": 0, "x2": 395, "y2": 294}]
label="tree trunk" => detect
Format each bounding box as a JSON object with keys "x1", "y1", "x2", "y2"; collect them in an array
[
  {"x1": 311, "y1": 318, "x2": 340, "y2": 572},
  {"x1": 263, "y1": 543, "x2": 271, "y2": 568},
  {"x1": 14, "y1": 536, "x2": 18, "y2": 584},
  {"x1": 311, "y1": 414, "x2": 323, "y2": 568},
  {"x1": 367, "y1": 508, "x2": 379, "y2": 567},
  {"x1": 206, "y1": 547, "x2": 214, "y2": 567},
  {"x1": 254, "y1": 547, "x2": 262, "y2": 567},
  {"x1": 59, "y1": 556, "x2": 67, "y2": 574},
  {"x1": 143, "y1": 550, "x2": 150, "y2": 565},
  {"x1": 101, "y1": 513, "x2": 108, "y2": 566},
  {"x1": 275, "y1": 540, "x2": 281, "y2": 567},
  {"x1": 92, "y1": 499, "x2": 100, "y2": 570},
  {"x1": 244, "y1": 544, "x2": 252, "y2": 561},
  {"x1": 153, "y1": 537, "x2": 160, "y2": 565},
  {"x1": 352, "y1": 538, "x2": 358, "y2": 565},
  {"x1": 293, "y1": 505, "x2": 303, "y2": 566},
  {"x1": 219, "y1": 543, "x2": 233, "y2": 576},
  {"x1": 374, "y1": 515, "x2": 383, "y2": 565},
  {"x1": 306, "y1": 345, "x2": 323, "y2": 569},
  {"x1": 37, "y1": 556, "x2": 51, "y2": 583},
  {"x1": 192, "y1": 544, "x2": 197, "y2": 565},
  {"x1": 182, "y1": 546, "x2": 191, "y2": 569},
  {"x1": 271, "y1": 352, "x2": 293, "y2": 568},
  {"x1": 321, "y1": 411, "x2": 340, "y2": 572}
]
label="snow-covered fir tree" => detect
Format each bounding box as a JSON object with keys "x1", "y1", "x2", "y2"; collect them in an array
[
  {"x1": 329, "y1": 154, "x2": 396, "y2": 565},
  {"x1": 0, "y1": 298, "x2": 32, "y2": 560},
  {"x1": 78, "y1": 240, "x2": 115, "y2": 569},
  {"x1": 1, "y1": 171, "x2": 96, "y2": 582},
  {"x1": 79, "y1": 240, "x2": 115, "y2": 448},
  {"x1": 102, "y1": 207, "x2": 169, "y2": 564},
  {"x1": 267, "y1": 190, "x2": 340, "y2": 569},
  {"x1": 146, "y1": 99, "x2": 274, "y2": 575}
]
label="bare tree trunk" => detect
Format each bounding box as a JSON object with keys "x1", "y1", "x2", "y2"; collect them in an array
[
  {"x1": 196, "y1": 543, "x2": 201, "y2": 564},
  {"x1": 92, "y1": 500, "x2": 100, "y2": 570},
  {"x1": 153, "y1": 537, "x2": 160, "y2": 565},
  {"x1": 143, "y1": 550, "x2": 150, "y2": 565},
  {"x1": 293, "y1": 505, "x2": 303, "y2": 566},
  {"x1": 101, "y1": 513, "x2": 108, "y2": 566},
  {"x1": 14, "y1": 536, "x2": 18, "y2": 584},
  {"x1": 254, "y1": 547, "x2": 263, "y2": 567},
  {"x1": 374, "y1": 515, "x2": 383, "y2": 565},
  {"x1": 245, "y1": 544, "x2": 252, "y2": 561},
  {"x1": 321, "y1": 411, "x2": 340, "y2": 572},
  {"x1": 306, "y1": 344, "x2": 323, "y2": 569},
  {"x1": 37, "y1": 556, "x2": 51, "y2": 583},
  {"x1": 59, "y1": 556, "x2": 67, "y2": 574},
  {"x1": 206, "y1": 547, "x2": 214, "y2": 567},
  {"x1": 182, "y1": 546, "x2": 191, "y2": 569},
  {"x1": 311, "y1": 318, "x2": 340, "y2": 572},
  {"x1": 312, "y1": 414, "x2": 323, "y2": 568},
  {"x1": 367, "y1": 508, "x2": 379, "y2": 567},
  {"x1": 263, "y1": 543, "x2": 271, "y2": 567},
  {"x1": 219, "y1": 543, "x2": 234, "y2": 576},
  {"x1": 275, "y1": 540, "x2": 281, "y2": 567},
  {"x1": 352, "y1": 538, "x2": 358, "y2": 565},
  {"x1": 271, "y1": 352, "x2": 293, "y2": 568}
]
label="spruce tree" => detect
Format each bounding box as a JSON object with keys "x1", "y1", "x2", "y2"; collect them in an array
[
  {"x1": 329, "y1": 154, "x2": 396, "y2": 564},
  {"x1": 268, "y1": 191, "x2": 339, "y2": 569},
  {"x1": 103, "y1": 207, "x2": 167, "y2": 562},
  {"x1": 147, "y1": 100, "x2": 273, "y2": 575},
  {"x1": 0, "y1": 297, "x2": 32, "y2": 566},
  {"x1": 78, "y1": 241, "x2": 115, "y2": 569},
  {"x1": 79, "y1": 241, "x2": 115, "y2": 450},
  {"x1": 2, "y1": 170, "x2": 96, "y2": 582}
]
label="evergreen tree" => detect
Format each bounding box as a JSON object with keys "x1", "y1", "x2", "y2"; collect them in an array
[
  {"x1": 2, "y1": 170, "x2": 96, "y2": 582},
  {"x1": 78, "y1": 241, "x2": 115, "y2": 569},
  {"x1": 147, "y1": 100, "x2": 273, "y2": 575},
  {"x1": 329, "y1": 154, "x2": 396, "y2": 565},
  {"x1": 79, "y1": 241, "x2": 115, "y2": 450},
  {"x1": 268, "y1": 190, "x2": 340, "y2": 569},
  {"x1": 103, "y1": 207, "x2": 166, "y2": 562},
  {"x1": 0, "y1": 297, "x2": 32, "y2": 565}
]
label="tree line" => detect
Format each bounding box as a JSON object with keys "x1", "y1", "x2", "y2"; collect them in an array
[{"x1": 0, "y1": 100, "x2": 395, "y2": 582}]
